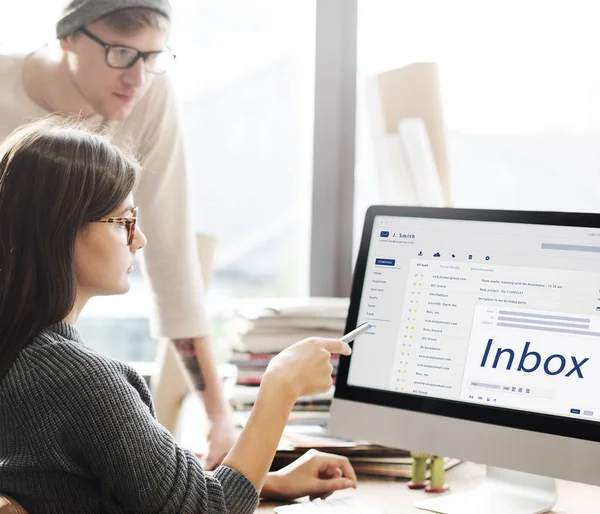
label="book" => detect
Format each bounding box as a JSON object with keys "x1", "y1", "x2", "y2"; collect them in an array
[
  {"x1": 233, "y1": 316, "x2": 347, "y2": 332},
  {"x1": 235, "y1": 297, "x2": 349, "y2": 319},
  {"x1": 230, "y1": 353, "x2": 339, "y2": 368},
  {"x1": 231, "y1": 387, "x2": 336, "y2": 412},
  {"x1": 228, "y1": 352, "x2": 280, "y2": 361},
  {"x1": 352, "y1": 457, "x2": 462, "y2": 479},
  {"x1": 230, "y1": 331, "x2": 343, "y2": 354},
  {"x1": 227, "y1": 297, "x2": 349, "y2": 353}
]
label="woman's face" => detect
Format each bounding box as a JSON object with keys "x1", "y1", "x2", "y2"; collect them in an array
[{"x1": 74, "y1": 194, "x2": 146, "y2": 298}]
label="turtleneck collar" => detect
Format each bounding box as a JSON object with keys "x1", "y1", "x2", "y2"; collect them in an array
[{"x1": 45, "y1": 321, "x2": 84, "y2": 344}]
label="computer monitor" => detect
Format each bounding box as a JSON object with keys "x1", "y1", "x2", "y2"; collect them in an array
[{"x1": 329, "y1": 205, "x2": 600, "y2": 514}]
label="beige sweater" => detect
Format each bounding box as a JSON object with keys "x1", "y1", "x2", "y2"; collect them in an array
[{"x1": 0, "y1": 51, "x2": 210, "y2": 340}]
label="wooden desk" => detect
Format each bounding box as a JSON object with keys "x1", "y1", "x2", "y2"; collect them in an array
[{"x1": 257, "y1": 461, "x2": 600, "y2": 513}]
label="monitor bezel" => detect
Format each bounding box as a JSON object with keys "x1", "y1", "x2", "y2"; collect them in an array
[{"x1": 334, "y1": 205, "x2": 600, "y2": 444}]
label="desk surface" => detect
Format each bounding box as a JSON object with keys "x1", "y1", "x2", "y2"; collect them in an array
[{"x1": 256, "y1": 461, "x2": 600, "y2": 513}]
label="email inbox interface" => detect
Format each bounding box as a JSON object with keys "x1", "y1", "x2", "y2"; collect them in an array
[{"x1": 348, "y1": 216, "x2": 600, "y2": 422}]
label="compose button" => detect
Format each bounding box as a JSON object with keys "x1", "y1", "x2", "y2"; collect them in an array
[
  {"x1": 375, "y1": 258, "x2": 395, "y2": 266},
  {"x1": 570, "y1": 408, "x2": 581, "y2": 415}
]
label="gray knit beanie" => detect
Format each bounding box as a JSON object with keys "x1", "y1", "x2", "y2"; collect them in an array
[{"x1": 56, "y1": 0, "x2": 171, "y2": 38}]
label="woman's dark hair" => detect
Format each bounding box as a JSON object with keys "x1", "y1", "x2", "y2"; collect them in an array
[{"x1": 0, "y1": 117, "x2": 139, "y2": 378}]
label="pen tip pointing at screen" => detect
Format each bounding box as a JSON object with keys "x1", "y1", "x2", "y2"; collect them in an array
[{"x1": 340, "y1": 321, "x2": 374, "y2": 344}]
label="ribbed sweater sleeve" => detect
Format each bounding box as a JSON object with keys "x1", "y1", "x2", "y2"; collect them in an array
[{"x1": 0, "y1": 323, "x2": 258, "y2": 513}]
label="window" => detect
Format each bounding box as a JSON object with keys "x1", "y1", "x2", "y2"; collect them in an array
[
  {"x1": 169, "y1": 0, "x2": 315, "y2": 302},
  {"x1": 355, "y1": 0, "x2": 600, "y2": 249}
]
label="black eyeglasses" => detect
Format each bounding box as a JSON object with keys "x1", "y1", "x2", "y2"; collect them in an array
[{"x1": 79, "y1": 27, "x2": 176, "y2": 74}]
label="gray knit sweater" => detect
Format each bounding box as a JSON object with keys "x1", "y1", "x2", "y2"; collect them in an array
[{"x1": 0, "y1": 322, "x2": 259, "y2": 513}]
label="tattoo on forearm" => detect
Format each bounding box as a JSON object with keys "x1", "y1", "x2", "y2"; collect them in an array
[{"x1": 173, "y1": 339, "x2": 206, "y2": 391}]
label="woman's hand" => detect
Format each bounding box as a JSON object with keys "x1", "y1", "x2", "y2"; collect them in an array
[
  {"x1": 220, "y1": 339, "x2": 351, "y2": 494},
  {"x1": 261, "y1": 450, "x2": 358, "y2": 501},
  {"x1": 262, "y1": 338, "x2": 352, "y2": 402}
]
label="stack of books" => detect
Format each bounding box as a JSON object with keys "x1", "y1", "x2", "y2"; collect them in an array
[
  {"x1": 233, "y1": 409, "x2": 460, "y2": 479},
  {"x1": 224, "y1": 296, "x2": 461, "y2": 479},
  {"x1": 228, "y1": 297, "x2": 348, "y2": 353},
  {"x1": 227, "y1": 297, "x2": 348, "y2": 401},
  {"x1": 230, "y1": 353, "x2": 339, "y2": 391}
]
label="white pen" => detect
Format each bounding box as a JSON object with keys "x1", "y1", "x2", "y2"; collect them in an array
[{"x1": 340, "y1": 321, "x2": 373, "y2": 343}]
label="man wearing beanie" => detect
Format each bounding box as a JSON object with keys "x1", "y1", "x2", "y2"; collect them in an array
[
  {"x1": 0, "y1": 4, "x2": 363, "y2": 512},
  {"x1": 0, "y1": 0, "x2": 237, "y2": 484}
]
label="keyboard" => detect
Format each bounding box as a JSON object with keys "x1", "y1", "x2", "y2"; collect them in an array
[{"x1": 273, "y1": 496, "x2": 385, "y2": 513}]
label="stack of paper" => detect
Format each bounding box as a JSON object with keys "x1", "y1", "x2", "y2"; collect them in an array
[
  {"x1": 226, "y1": 297, "x2": 348, "y2": 392},
  {"x1": 234, "y1": 409, "x2": 460, "y2": 478},
  {"x1": 228, "y1": 297, "x2": 349, "y2": 354}
]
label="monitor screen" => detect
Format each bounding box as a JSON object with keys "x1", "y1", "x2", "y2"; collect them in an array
[{"x1": 335, "y1": 207, "x2": 600, "y2": 442}]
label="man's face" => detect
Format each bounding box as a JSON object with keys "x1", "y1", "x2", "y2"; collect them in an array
[{"x1": 61, "y1": 20, "x2": 169, "y2": 120}]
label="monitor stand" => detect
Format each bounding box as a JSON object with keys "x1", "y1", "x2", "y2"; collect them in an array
[{"x1": 413, "y1": 467, "x2": 557, "y2": 514}]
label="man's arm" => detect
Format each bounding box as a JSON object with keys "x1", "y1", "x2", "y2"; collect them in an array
[
  {"x1": 118, "y1": 75, "x2": 236, "y2": 466},
  {"x1": 172, "y1": 337, "x2": 206, "y2": 391},
  {"x1": 173, "y1": 335, "x2": 236, "y2": 469},
  {"x1": 132, "y1": 74, "x2": 210, "y2": 340}
]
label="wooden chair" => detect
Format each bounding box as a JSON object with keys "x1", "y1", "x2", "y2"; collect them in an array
[
  {"x1": 366, "y1": 62, "x2": 452, "y2": 206},
  {"x1": 0, "y1": 494, "x2": 27, "y2": 514}
]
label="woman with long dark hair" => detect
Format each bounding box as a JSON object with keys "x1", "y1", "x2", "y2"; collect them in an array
[{"x1": 0, "y1": 118, "x2": 356, "y2": 513}]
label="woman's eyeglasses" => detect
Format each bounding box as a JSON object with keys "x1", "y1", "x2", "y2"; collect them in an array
[
  {"x1": 94, "y1": 207, "x2": 138, "y2": 246},
  {"x1": 79, "y1": 27, "x2": 176, "y2": 74}
]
